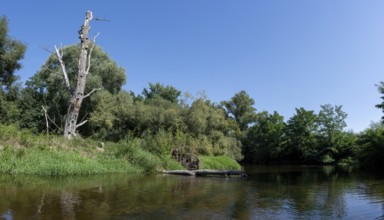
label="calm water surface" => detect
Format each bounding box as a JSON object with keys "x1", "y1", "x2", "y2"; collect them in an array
[{"x1": 1, "y1": 166, "x2": 384, "y2": 220}]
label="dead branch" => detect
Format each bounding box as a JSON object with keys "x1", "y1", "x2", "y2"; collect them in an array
[
  {"x1": 54, "y1": 44, "x2": 71, "y2": 92},
  {"x1": 83, "y1": 88, "x2": 101, "y2": 99},
  {"x1": 86, "y1": 32, "x2": 100, "y2": 75},
  {"x1": 94, "y1": 17, "x2": 111, "y2": 22},
  {"x1": 42, "y1": 106, "x2": 49, "y2": 135},
  {"x1": 76, "y1": 120, "x2": 88, "y2": 129},
  {"x1": 42, "y1": 46, "x2": 55, "y2": 54}
]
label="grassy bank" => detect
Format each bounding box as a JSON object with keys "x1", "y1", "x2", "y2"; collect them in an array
[
  {"x1": 200, "y1": 155, "x2": 241, "y2": 170},
  {"x1": 0, "y1": 124, "x2": 241, "y2": 176}
]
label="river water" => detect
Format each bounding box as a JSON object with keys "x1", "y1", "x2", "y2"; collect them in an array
[{"x1": 0, "y1": 166, "x2": 383, "y2": 220}]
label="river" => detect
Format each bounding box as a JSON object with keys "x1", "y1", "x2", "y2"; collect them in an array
[{"x1": 0, "y1": 166, "x2": 383, "y2": 219}]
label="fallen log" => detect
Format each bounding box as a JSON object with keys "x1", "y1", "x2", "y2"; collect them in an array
[
  {"x1": 161, "y1": 169, "x2": 247, "y2": 178},
  {"x1": 161, "y1": 170, "x2": 196, "y2": 176}
]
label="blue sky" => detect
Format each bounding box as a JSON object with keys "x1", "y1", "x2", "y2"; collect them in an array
[{"x1": 2, "y1": 0, "x2": 384, "y2": 132}]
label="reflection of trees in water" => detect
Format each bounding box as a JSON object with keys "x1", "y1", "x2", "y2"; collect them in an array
[
  {"x1": 0, "y1": 175, "x2": 251, "y2": 219},
  {"x1": 0, "y1": 168, "x2": 383, "y2": 219},
  {"x1": 0, "y1": 175, "x2": 122, "y2": 220},
  {"x1": 60, "y1": 192, "x2": 79, "y2": 220},
  {"x1": 245, "y1": 166, "x2": 356, "y2": 219}
]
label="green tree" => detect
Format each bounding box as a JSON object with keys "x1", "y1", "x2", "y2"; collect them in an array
[
  {"x1": 20, "y1": 44, "x2": 126, "y2": 135},
  {"x1": 284, "y1": 107, "x2": 318, "y2": 162},
  {"x1": 0, "y1": 16, "x2": 26, "y2": 90},
  {"x1": 316, "y1": 104, "x2": 349, "y2": 163},
  {"x1": 0, "y1": 85, "x2": 21, "y2": 125},
  {"x1": 182, "y1": 98, "x2": 242, "y2": 160},
  {"x1": 88, "y1": 90, "x2": 134, "y2": 141},
  {"x1": 221, "y1": 90, "x2": 257, "y2": 134},
  {"x1": 136, "y1": 96, "x2": 182, "y2": 134},
  {"x1": 376, "y1": 81, "x2": 384, "y2": 122},
  {"x1": 184, "y1": 98, "x2": 229, "y2": 135},
  {"x1": 0, "y1": 16, "x2": 26, "y2": 124},
  {"x1": 357, "y1": 122, "x2": 384, "y2": 172},
  {"x1": 243, "y1": 111, "x2": 285, "y2": 164},
  {"x1": 17, "y1": 84, "x2": 47, "y2": 132},
  {"x1": 142, "y1": 82, "x2": 181, "y2": 103}
]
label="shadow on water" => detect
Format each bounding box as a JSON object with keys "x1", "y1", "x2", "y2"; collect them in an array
[{"x1": 1, "y1": 166, "x2": 384, "y2": 219}]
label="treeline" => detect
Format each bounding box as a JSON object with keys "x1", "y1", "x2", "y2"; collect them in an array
[{"x1": 1, "y1": 16, "x2": 384, "y2": 172}]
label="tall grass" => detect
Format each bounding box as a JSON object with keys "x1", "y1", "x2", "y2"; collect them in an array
[
  {"x1": 0, "y1": 146, "x2": 140, "y2": 175},
  {"x1": 0, "y1": 124, "x2": 240, "y2": 176}
]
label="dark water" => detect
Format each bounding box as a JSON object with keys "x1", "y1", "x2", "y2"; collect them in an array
[{"x1": 1, "y1": 166, "x2": 384, "y2": 220}]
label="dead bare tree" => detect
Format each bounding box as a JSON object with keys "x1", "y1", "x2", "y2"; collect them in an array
[{"x1": 54, "y1": 10, "x2": 100, "y2": 140}]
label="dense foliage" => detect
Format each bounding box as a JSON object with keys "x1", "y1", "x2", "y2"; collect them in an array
[
  {"x1": 1, "y1": 15, "x2": 383, "y2": 174},
  {"x1": 357, "y1": 122, "x2": 384, "y2": 173},
  {"x1": 0, "y1": 17, "x2": 26, "y2": 90},
  {"x1": 0, "y1": 16, "x2": 26, "y2": 125},
  {"x1": 243, "y1": 105, "x2": 358, "y2": 165}
]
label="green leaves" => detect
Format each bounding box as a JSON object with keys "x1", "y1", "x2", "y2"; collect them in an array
[
  {"x1": 20, "y1": 44, "x2": 126, "y2": 134},
  {"x1": 142, "y1": 82, "x2": 181, "y2": 103},
  {"x1": 243, "y1": 111, "x2": 285, "y2": 164},
  {"x1": 285, "y1": 108, "x2": 318, "y2": 162},
  {"x1": 221, "y1": 90, "x2": 257, "y2": 136},
  {"x1": 243, "y1": 105, "x2": 355, "y2": 165},
  {"x1": 375, "y1": 81, "x2": 384, "y2": 122},
  {"x1": 0, "y1": 16, "x2": 26, "y2": 124},
  {"x1": 0, "y1": 16, "x2": 26, "y2": 90},
  {"x1": 358, "y1": 123, "x2": 384, "y2": 172}
]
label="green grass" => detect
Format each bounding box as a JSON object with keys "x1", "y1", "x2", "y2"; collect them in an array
[
  {"x1": 0, "y1": 124, "x2": 240, "y2": 176},
  {"x1": 0, "y1": 146, "x2": 140, "y2": 176},
  {"x1": 199, "y1": 155, "x2": 241, "y2": 170}
]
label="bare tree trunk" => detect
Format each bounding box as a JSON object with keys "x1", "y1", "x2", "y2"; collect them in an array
[
  {"x1": 63, "y1": 11, "x2": 93, "y2": 140},
  {"x1": 42, "y1": 106, "x2": 49, "y2": 135},
  {"x1": 53, "y1": 10, "x2": 101, "y2": 140}
]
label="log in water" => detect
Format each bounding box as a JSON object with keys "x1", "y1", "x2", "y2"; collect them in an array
[{"x1": 161, "y1": 169, "x2": 247, "y2": 178}]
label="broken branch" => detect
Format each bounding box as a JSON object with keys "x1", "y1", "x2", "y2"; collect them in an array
[
  {"x1": 86, "y1": 32, "x2": 100, "y2": 75},
  {"x1": 54, "y1": 44, "x2": 71, "y2": 92},
  {"x1": 76, "y1": 120, "x2": 88, "y2": 129},
  {"x1": 83, "y1": 88, "x2": 101, "y2": 99},
  {"x1": 42, "y1": 106, "x2": 49, "y2": 135}
]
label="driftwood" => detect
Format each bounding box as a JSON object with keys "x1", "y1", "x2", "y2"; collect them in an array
[{"x1": 161, "y1": 169, "x2": 247, "y2": 178}]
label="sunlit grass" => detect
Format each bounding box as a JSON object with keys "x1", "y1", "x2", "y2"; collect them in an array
[
  {"x1": 0, "y1": 146, "x2": 141, "y2": 176},
  {"x1": 0, "y1": 124, "x2": 240, "y2": 176},
  {"x1": 199, "y1": 155, "x2": 241, "y2": 170}
]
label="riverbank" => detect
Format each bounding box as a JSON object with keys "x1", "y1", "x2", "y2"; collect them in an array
[{"x1": 0, "y1": 124, "x2": 241, "y2": 176}]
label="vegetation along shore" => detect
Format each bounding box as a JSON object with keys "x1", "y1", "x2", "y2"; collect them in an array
[{"x1": 1, "y1": 12, "x2": 383, "y2": 176}]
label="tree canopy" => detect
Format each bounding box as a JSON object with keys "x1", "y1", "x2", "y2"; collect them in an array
[
  {"x1": 20, "y1": 44, "x2": 126, "y2": 134},
  {"x1": 0, "y1": 16, "x2": 26, "y2": 125},
  {"x1": 142, "y1": 82, "x2": 181, "y2": 103},
  {"x1": 0, "y1": 16, "x2": 26, "y2": 91},
  {"x1": 221, "y1": 90, "x2": 257, "y2": 135},
  {"x1": 376, "y1": 81, "x2": 384, "y2": 122}
]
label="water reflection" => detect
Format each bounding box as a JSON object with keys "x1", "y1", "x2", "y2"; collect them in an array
[{"x1": 0, "y1": 166, "x2": 383, "y2": 219}]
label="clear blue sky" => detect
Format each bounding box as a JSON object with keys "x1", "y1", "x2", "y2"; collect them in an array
[{"x1": 2, "y1": 0, "x2": 384, "y2": 132}]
